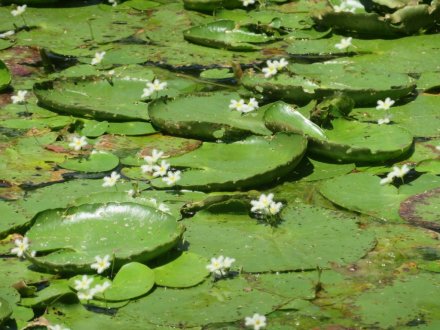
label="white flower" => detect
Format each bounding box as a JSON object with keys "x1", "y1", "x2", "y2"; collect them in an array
[
  {"x1": 241, "y1": 0, "x2": 256, "y2": 6},
  {"x1": 74, "y1": 275, "x2": 94, "y2": 291},
  {"x1": 436, "y1": 146, "x2": 440, "y2": 151},
  {"x1": 48, "y1": 324, "x2": 70, "y2": 330},
  {"x1": 223, "y1": 256, "x2": 236, "y2": 268},
  {"x1": 90, "y1": 281, "x2": 111, "y2": 295},
  {"x1": 77, "y1": 290, "x2": 94, "y2": 301},
  {"x1": 68, "y1": 136, "x2": 88, "y2": 151},
  {"x1": 11, "y1": 4, "x2": 26, "y2": 16},
  {"x1": 274, "y1": 58, "x2": 288, "y2": 70},
  {"x1": 250, "y1": 193, "x2": 274, "y2": 213},
  {"x1": 162, "y1": 170, "x2": 181, "y2": 186},
  {"x1": 141, "y1": 164, "x2": 154, "y2": 174},
  {"x1": 152, "y1": 160, "x2": 170, "y2": 177},
  {"x1": 11, "y1": 237, "x2": 29, "y2": 258},
  {"x1": 126, "y1": 189, "x2": 135, "y2": 197},
  {"x1": 267, "y1": 201, "x2": 283, "y2": 215},
  {"x1": 391, "y1": 164, "x2": 410, "y2": 179},
  {"x1": 377, "y1": 116, "x2": 391, "y2": 125},
  {"x1": 102, "y1": 171, "x2": 121, "y2": 187},
  {"x1": 245, "y1": 313, "x2": 267, "y2": 330},
  {"x1": 141, "y1": 87, "x2": 153, "y2": 98},
  {"x1": 108, "y1": 0, "x2": 118, "y2": 6},
  {"x1": 11, "y1": 90, "x2": 27, "y2": 104},
  {"x1": 158, "y1": 203, "x2": 171, "y2": 213},
  {"x1": 247, "y1": 98, "x2": 259, "y2": 112},
  {"x1": 380, "y1": 174, "x2": 394, "y2": 185},
  {"x1": 147, "y1": 79, "x2": 167, "y2": 92},
  {"x1": 206, "y1": 256, "x2": 225, "y2": 275},
  {"x1": 376, "y1": 97, "x2": 395, "y2": 111},
  {"x1": 335, "y1": 37, "x2": 352, "y2": 50},
  {"x1": 90, "y1": 255, "x2": 111, "y2": 274},
  {"x1": 0, "y1": 30, "x2": 15, "y2": 39},
  {"x1": 91, "y1": 51, "x2": 106, "y2": 65},
  {"x1": 144, "y1": 149, "x2": 164, "y2": 164},
  {"x1": 229, "y1": 99, "x2": 250, "y2": 113},
  {"x1": 262, "y1": 60, "x2": 278, "y2": 78}
]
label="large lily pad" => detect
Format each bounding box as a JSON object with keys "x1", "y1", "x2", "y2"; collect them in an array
[
  {"x1": 308, "y1": 119, "x2": 414, "y2": 163},
  {"x1": 183, "y1": 20, "x2": 278, "y2": 51},
  {"x1": 58, "y1": 152, "x2": 119, "y2": 173},
  {"x1": 151, "y1": 133, "x2": 307, "y2": 191},
  {"x1": 148, "y1": 92, "x2": 271, "y2": 141},
  {"x1": 0, "y1": 297, "x2": 12, "y2": 326},
  {"x1": 183, "y1": 203, "x2": 376, "y2": 272},
  {"x1": 26, "y1": 203, "x2": 184, "y2": 273}
]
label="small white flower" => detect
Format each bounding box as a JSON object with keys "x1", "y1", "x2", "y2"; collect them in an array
[
  {"x1": 147, "y1": 79, "x2": 167, "y2": 92},
  {"x1": 77, "y1": 290, "x2": 94, "y2": 301},
  {"x1": 229, "y1": 99, "x2": 251, "y2": 113},
  {"x1": 380, "y1": 174, "x2": 394, "y2": 185},
  {"x1": 335, "y1": 37, "x2": 352, "y2": 50},
  {"x1": 250, "y1": 193, "x2": 274, "y2": 213},
  {"x1": 48, "y1": 324, "x2": 70, "y2": 330},
  {"x1": 11, "y1": 4, "x2": 26, "y2": 16},
  {"x1": 90, "y1": 255, "x2": 111, "y2": 274},
  {"x1": 11, "y1": 237, "x2": 29, "y2": 258},
  {"x1": 152, "y1": 160, "x2": 170, "y2": 177},
  {"x1": 0, "y1": 30, "x2": 15, "y2": 39},
  {"x1": 247, "y1": 98, "x2": 259, "y2": 112},
  {"x1": 241, "y1": 0, "x2": 256, "y2": 6},
  {"x1": 108, "y1": 0, "x2": 118, "y2": 6},
  {"x1": 107, "y1": 69, "x2": 115, "y2": 76},
  {"x1": 162, "y1": 170, "x2": 181, "y2": 186},
  {"x1": 223, "y1": 256, "x2": 236, "y2": 268},
  {"x1": 391, "y1": 164, "x2": 410, "y2": 179},
  {"x1": 142, "y1": 87, "x2": 153, "y2": 98},
  {"x1": 262, "y1": 60, "x2": 278, "y2": 78},
  {"x1": 377, "y1": 116, "x2": 391, "y2": 125},
  {"x1": 102, "y1": 171, "x2": 121, "y2": 187},
  {"x1": 245, "y1": 313, "x2": 267, "y2": 330},
  {"x1": 68, "y1": 136, "x2": 88, "y2": 151},
  {"x1": 90, "y1": 281, "x2": 111, "y2": 295},
  {"x1": 267, "y1": 201, "x2": 283, "y2": 215},
  {"x1": 126, "y1": 189, "x2": 135, "y2": 197},
  {"x1": 141, "y1": 164, "x2": 154, "y2": 174},
  {"x1": 206, "y1": 255, "x2": 226, "y2": 276},
  {"x1": 74, "y1": 275, "x2": 94, "y2": 291},
  {"x1": 144, "y1": 149, "x2": 164, "y2": 164},
  {"x1": 376, "y1": 97, "x2": 395, "y2": 111},
  {"x1": 11, "y1": 90, "x2": 27, "y2": 104},
  {"x1": 436, "y1": 146, "x2": 440, "y2": 151},
  {"x1": 274, "y1": 58, "x2": 288, "y2": 70},
  {"x1": 91, "y1": 51, "x2": 106, "y2": 65},
  {"x1": 158, "y1": 203, "x2": 171, "y2": 213}
]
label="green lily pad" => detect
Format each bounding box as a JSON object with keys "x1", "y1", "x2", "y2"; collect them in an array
[
  {"x1": 0, "y1": 116, "x2": 74, "y2": 130},
  {"x1": 26, "y1": 203, "x2": 184, "y2": 273},
  {"x1": 183, "y1": 0, "x2": 243, "y2": 12},
  {"x1": 80, "y1": 120, "x2": 109, "y2": 138},
  {"x1": 200, "y1": 68, "x2": 234, "y2": 80},
  {"x1": 399, "y1": 187, "x2": 440, "y2": 231},
  {"x1": 183, "y1": 203, "x2": 376, "y2": 272},
  {"x1": 0, "y1": 297, "x2": 12, "y2": 325},
  {"x1": 309, "y1": 119, "x2": 413, "y2": 163},
  {"x1": 58, "y1": 152, "x2": 119, "y2": 173},
  {"x1": 0, "y1": 201, "x2": 29, "y2": 239},
  {"x1": 148, "y1": 92, "x2": 271, "y2": 141},
  {"x1": 416, "y1": 159, "x2": 440, "y2": 175},
  {"x1": 183, "y1": 20, "x2": 277, "y2": 51},
  {"x1": 353, "y1": 273, "x2": 440, "y2": 328},
  {"x1": 102, "y1": 262, "x2": 155, "y2": 301},
  {"x1": 153, "y1": 252, "x2": 209, "y2": 288},
  {"x1": 0, "y1": 60, "x2": 11, "y2": 91},
  {"x1": 106, "y1": 122, "x2": 157, "y2": 136},
  {"x1": 151, "y1": 133, "x2": 307, "y2": 191},
  {"x1": 20, "y1": 280, "x2": 75, "y2": 308}
]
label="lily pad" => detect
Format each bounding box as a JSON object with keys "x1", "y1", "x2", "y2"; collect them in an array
[
  {"x1": 153, "y1": 252, "x2": 209, "y2": 288},
  {"x1": 309, "y1": 119, "x2": 413, "y2": 163},
  {"x1": 26, "y1": 203, "x2": 184, "y2": 273},
  {"x1": 102, "y1": 262, "x2": 155, "y2": 301},
  {"x1": 151, "y1": 133, "x2": 307, "y2": 191},
  {"x1": 183, "y1": 203, "x2": 376, "y2": 272},
  {"x1": 0, "y1": 297, "x2": 12, "y2": 325},
  {"x1": 148, "y1": 92, "x2": 271, "y2": 141},
  {"x1": 0, "y1": 60, "x2": 11, "y2": 91},
  {"x1": 58, "y1": 152, "x2": 119, "y2": 173},
  {"x1": 106, "y1": 122, "x2": 157, "y2": 136}
]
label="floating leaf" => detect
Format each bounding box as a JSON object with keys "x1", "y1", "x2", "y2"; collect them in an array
[
  {"x1": 0, "y1": 297, "x2": 12, "y2": 326},
  {"x1": 58, "y1": 152, "x2": 119, "y2": 173},
  {"x1": 26, "y1": 203, "x2": 184, "y2": 273},
  {"x1": 0, "y1": 60, "x2": 11, "y2": 91},
  {"x1": 400, "y1": 187, "x2": 440, "y2": 231}
]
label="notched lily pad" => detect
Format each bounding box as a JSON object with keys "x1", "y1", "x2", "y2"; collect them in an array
[
  {"x1": 0, "y1": 60, "x2": 11, "y2": 91},
  {"x1": 26, "y1": 203, "x2": 184, "y2": 273},
  {"x1": 58, "y1": 152, "x2": 119, "y2": 173}
]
